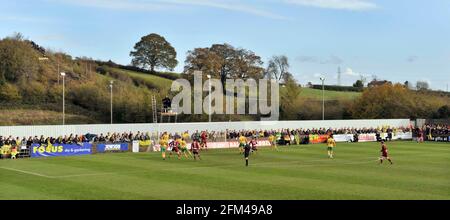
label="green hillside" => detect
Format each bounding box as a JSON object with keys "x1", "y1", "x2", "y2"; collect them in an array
[
  {"x1": 0, "y1": 109, "x2": 101, "y2": 126},
  {"x1": 300, "y1": 88, "x2": 360, "y2": 101},
  {"x1": 98, "y1": 65, "x2": 175, "y2": 91}
]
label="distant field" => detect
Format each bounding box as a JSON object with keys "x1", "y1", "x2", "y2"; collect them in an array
[
  {"x1": 1, "y1": 141, "x2": 448, "y2": 200},
  {"x1": 300, "y1": 88, "x2": 361, "y2": 101},
  {"x1": 0, "y1": 109, "x2": 100, "y2": 126}
]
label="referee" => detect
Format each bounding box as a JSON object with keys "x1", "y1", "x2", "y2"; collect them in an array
[{"x1": 244, "y1": 142, "x2": 251, "y2": 166}]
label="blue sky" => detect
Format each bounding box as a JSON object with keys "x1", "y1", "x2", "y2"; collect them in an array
[{"x1": 1, "y1": 0, "x2": 449, "y2": 90}]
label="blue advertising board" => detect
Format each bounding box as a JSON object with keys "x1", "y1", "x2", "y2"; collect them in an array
[
  {"x1": 96, "y1": 143, "x2": 129, "y2": 153},
  {"x1": 31, "y1": 143, "x2": 92, "y2": 158}
]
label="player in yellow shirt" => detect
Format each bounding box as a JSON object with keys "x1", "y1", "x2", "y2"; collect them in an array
[
  {"x1": 159, "y1": 137, "x2": 168, "y2": 160},
  {"x1": 179, "y1": 138, "x2": 192, "y2": 159},
  {"x1": 238, "y1": 134, "x2": 247, "y2": 154},
  {"x1": 327, "y1": 134, "x2": 336, "y2": 159},
  {"x1": 162, "y1": 132, "x2": 170, "y2": 142},
  {"x1": 182, "y1": 131, "x2": 190, "y2": 141},
  {"x1": 268, "y1": 134, "x2": 278, "y2": 151}
]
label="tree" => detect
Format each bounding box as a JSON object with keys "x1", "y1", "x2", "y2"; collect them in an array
[
  {"x1": 266, "y1": 55, "x2": 290, "y2": 82},
  {"x1": 184, "y1": 43, "x2": 264, "y2": 89},
  {"x1": 353, "y1": 80, "x2": 364, "y2": 88},
  {"x1": 437, "y1": 105, "x2": 449, "y2": 118},
  {"x1": 404, "y1": 81, "x2": 410, "y2": 89},
  {"x1": 282, "y1": 72, "x2": 295, "y2": 83},
  {"x1": 0, "y1": 36, "x2": 40, "y2": 84},
  {"x1": 280, "y1": 77, "x2": 301, "y2": 119},
  {"x1": 416, "y1": 81, "x2": 429, "y2": 90},
  {"x1": 350, "y1": 84, "x2": 415, "y2": 119},
  {"x1": 130, "y1": 33, "x2": 178, "y2": 72},
  {"x1": 359, "y1": 74, "x2": 367, "y2": 86}
]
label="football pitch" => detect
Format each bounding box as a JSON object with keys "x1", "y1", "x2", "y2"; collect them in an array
[{"x1": 0, "y1": 141, "x2": 449, "y2": 200}]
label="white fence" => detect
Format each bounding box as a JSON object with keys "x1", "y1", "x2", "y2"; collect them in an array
[{"x1": 0, "y1": 119, "x2": 411, "y2": 138}]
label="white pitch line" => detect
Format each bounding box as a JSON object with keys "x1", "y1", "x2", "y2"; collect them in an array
[
  {"x1": 0, "y1": 167, "x2": 116, "y2": 179},
  {"x1": 0, "y1": 167, "x2": 53, "y2": 178},
  {"x1": 53, "y1": 172, "x2": 117, "y2": 179}
]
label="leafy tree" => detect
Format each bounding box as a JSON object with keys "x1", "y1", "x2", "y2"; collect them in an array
[
  {"x1": 437, "y1": 105, "x2": 449, "y2": 118},
  {"x1": 184, "y1": 43, "x2": 264, "y2": 88},
  {"x1": 350, "y1": 84, "x2": 415, "y2": 119},
  {"x1": 353, "y1": 80, "x2": 364, "y2": 88},
  {"x1": 0, "y1": 36, "x2": 40, "y2": 84},
  {"x1": 130, "y1": 33, "x2": 178, "y2": 72},
  {"x1": 266, "y1": 55, "x2": 290, "y2": 82},
  {"x1": 280, "y1": 77, "x2": 301, "y2": 119}
]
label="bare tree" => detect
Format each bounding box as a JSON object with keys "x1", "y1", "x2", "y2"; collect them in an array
[
  {"x1": 359, "y1": 74, "x2": 367, "y2": 86},
  {"x1": 266, "y1": 55, "x2": 290, "y2": 82}
]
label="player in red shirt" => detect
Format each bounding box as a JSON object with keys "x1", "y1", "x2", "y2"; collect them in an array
[
  {"x1": 200, "y1": 131, "x2": 208, "y2": 151},
  {"x1": 169, "y1": 139, "x2": 181, "y2": 160},
  {"x1": 249, "y1": 137, "x2": 258, "y2": 155},
  {"x1": 191, "y1": 139, "x2": 202, "y2": 160},
  {"x1": 417, "y1": 128, "x2": 424, "y2": 143},
  {"x1": 379, "y1": 141, "x2": 393, "y2": 164}
]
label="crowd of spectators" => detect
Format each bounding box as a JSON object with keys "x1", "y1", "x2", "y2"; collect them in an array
[
  {"x1": 414, "y1": 124, "x2": 450, "y2": 141},
  {"x1": 226, "y1": 126, "x2": 412, "y2": 139}
]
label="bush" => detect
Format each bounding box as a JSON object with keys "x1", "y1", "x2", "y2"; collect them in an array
[
  {"x1": 0, "y1": 83, "x2": 22, "y2": 103},
  {"x1": 349, "y1": 83, "x2": 450, "y2": 119},
  {"x1": 19, "y1": 81, "x2": 47, "y2": 104}
]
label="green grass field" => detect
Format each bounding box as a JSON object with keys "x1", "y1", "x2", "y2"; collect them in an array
[
  {"x1": 0, "y1": 141, "x2": 448, "y2": 200},
  {"x1": 300, "y1": 88, "x2": 361, "y2": 100}
]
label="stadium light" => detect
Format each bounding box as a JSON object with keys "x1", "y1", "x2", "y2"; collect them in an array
[
  {"x1": 207, "y1": 75, "x2": 212, "y2": 122},
  {"x1": 109, "y1": 80, "x2": 114, "y2": 124},
  {"x1": 319, "y1": 77, "x2": 325, "y2": 120},
  {"x1": 60, "y1": 72, "x2": 66, "y2": 125}
]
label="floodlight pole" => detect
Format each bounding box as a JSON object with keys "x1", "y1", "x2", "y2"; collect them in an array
[
  {"x1": 61, "y1": 72, "x2": 66, "y2": 125},
  {"x1": 110, "y1": 81, "x2": 114, "y2": 124},
  {"x1": 320, "y1": 77, "x2": 325, "y2": 121}
]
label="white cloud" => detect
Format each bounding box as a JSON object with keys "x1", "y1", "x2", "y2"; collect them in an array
[
  {"x1": 296, "y1": 55, "x2": 343, "y2": 64},
  {"x1": 166, "y1": 0, "x2": 288, "y2": 20},
  {"x1": 51, "y1": 0, "x2": 172, "y2": 11},
  {"x1": 284, "y1": 0, "x2": 377, "y2": 11},
  {"x1": 343, "y1": 67, "x2": 371, "y2": 79},
  {"x1": 313, "y1": 73, "x2": 323, "y2": 78},
  {"x1": 0, "y1": 15, "x2": 52, "y2": 23},
  {"x1": 344, "y1": 67, "x2": 359, "y2": 76},
  {"x1": 48, "y1": 0, "x2": 377, "y2": 20},
  {"x1": 52, "y1": 0, "x2": 287, "y2": 20}
]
